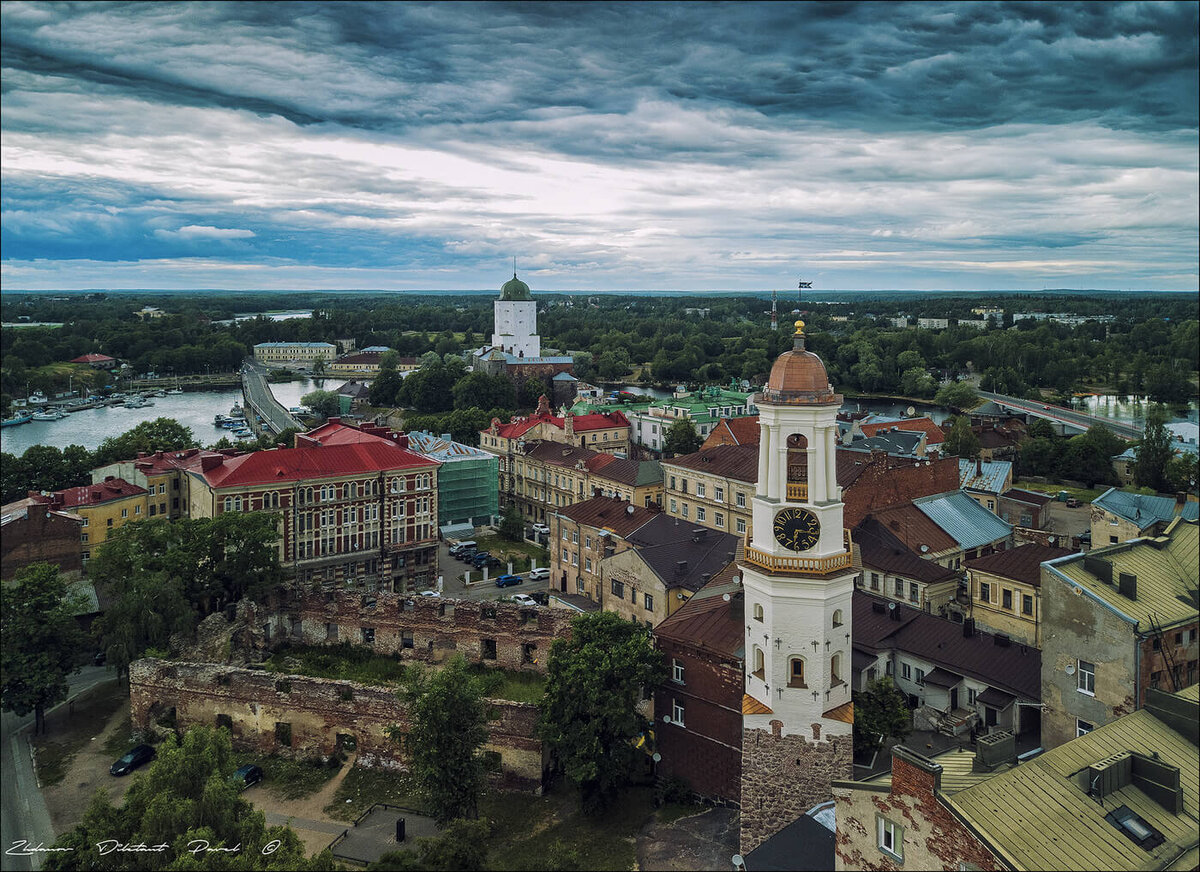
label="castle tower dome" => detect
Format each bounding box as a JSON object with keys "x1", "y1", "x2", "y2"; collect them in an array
[{"x1": 491, "y1": 267, "x2": 540, "y2": 358}]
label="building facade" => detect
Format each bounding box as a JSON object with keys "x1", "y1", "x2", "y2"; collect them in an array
[
  {"x1": 27, "y1": 478, "x2": 150, "y2": 568},
  {"x1": 966, "y1": 544, "x2": 1071, "y2": 647},
  {"x1": 660, "y1": 444, "x2": 757, "y2": 539},
  {"x1": 405, "y1": 430, "x2": 499, "y2": 532},
  {"x1": 0, "y1": 498, "x2": 84, "y2": 580},
  {"x1": 252, "y1": 342, "x2": 337, "y2": 367}
]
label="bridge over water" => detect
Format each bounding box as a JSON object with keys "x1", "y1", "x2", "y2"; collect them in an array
[
  {"x1": 978, "y1": 390, "x2": 1142, "y2": 440},
  {"x1": 240, "y1": 361, "x2": 305, "y2": 435}
]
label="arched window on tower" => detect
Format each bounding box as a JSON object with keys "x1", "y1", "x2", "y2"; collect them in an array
[
  {"x1": 831, "y1": 652, "x2": 844, "y2": 686},
  {"x1": 752, "y1": 646, "x2": 765, "y2": 680},
  {"x1": 832, "y1": 609, "x2": 843, "y2": 628},
  {"x1": 786, "y1": 433, "x2": 809, "y2": 501},
  {"x1": 753, "y1": 602, "x2": 764, "y2": 622},
  {"x1": 788, "y1": 657, "x2": 806, "y2": 688}
]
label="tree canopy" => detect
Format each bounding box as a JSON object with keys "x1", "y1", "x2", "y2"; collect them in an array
[
  {"x1": 1134, "y1": 404, "x2": 1175, "y2": 493},
  {"x1": 538, "y1": 611, "x2": 665, "y2": 814},
  {"x1": 300, "y1": 389, "x2": 340, "y2": 418},
  {"x1": 93, "y1": 418, "x2": 198, "y2": 467},
  {"x1": 43, "y1": 725, "x2": 332, "y2": 871},
  {"x1": 663, "y1": 418, "x2": 701, "y2": 457},
  {"x1": 941, "y1": 415, "x2": 980, "y2": 460},
  {"x1": 853, "y1": 677, "x2": 911, "y2": 752},
  {"x1": 1, "y1": 563, "x2": 87, "y2": 734}
]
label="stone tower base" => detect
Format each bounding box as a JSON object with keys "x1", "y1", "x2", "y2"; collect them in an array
[{"x1": 739, "y1": 721, "x2": 853, "y2": 854}]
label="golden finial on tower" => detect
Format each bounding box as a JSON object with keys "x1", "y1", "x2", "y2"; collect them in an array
[{"x1": 794, "y1": 320, "x2": 805, "y2": 335}]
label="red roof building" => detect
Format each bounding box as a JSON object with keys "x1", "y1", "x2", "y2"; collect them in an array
[
  {"x1": 701, "y1": 415, "x2": 762, "y2": 449},
  {"x1": 70, "y1": 353, "x2": 118, "y2": 368},
  {"x1": 481, "y1": 395, "x2": 632, "y2": 458},
  {"x1": 186, "y1": 425, "x2": 441, "y2": 592}
]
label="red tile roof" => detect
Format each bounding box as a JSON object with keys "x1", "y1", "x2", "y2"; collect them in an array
[
  {"x1": 702, "y1": 416, "x2": 761, "y2": 448},
  {"x1": 197, "y1": 441, "x2": 437, "y2": 489},
  {"x1": 524, "y1": 441, "x2": 651, "y2": 487},
  {"x1": 966, "y1": 543, "x2": 1073, "y2": 587},
  {"x1": 654, "y1": 561, "x2": 745, "y2": 655},
  {"x1": 859, "y1": 416, "x2": 945, "y2": 444},
  {"x1": 570, "y1": 411, "x2": 630, "y2": 432},
  {"x1": 69, "y1": 353, "x2": 117, "y2": 364},
  {"x1": 35, "y1": 478, "x2": 147, "y2": 507},
  {"x1": 491, "y1": 410, "x2": 630, "y2": 439}
]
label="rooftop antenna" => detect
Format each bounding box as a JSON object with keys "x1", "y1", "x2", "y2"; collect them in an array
[
  {"x1": 770, "y1": 289, "x2": 778, "y2": 331},
  {"x1": 513, "y1": 255, "x2": 518, "y2": 278}
]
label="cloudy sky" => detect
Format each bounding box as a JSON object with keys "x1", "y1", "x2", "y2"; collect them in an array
[{"x1": 2, "y1": 1, "x2": 1197, "y2": 292}]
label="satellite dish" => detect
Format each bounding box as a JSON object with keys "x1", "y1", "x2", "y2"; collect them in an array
[
  {"x1": 920, "y1": 544, "x2": 930, "y2": 553},
  {"x1": 732, "y1": 575, "x2": 741, "y2": 585},
  {"x1": 1072, "y1": 586, "x2": 1083, "y2": 596},
  {"x1": 1066, "y1": 664, "x2": 1076, "y2": 675},
  {"x1": 652, "y1": 752, "x2": 661, "y2": 762},
  {"x1": 723, "y1": 593, "x2": 731, "y2": 602},
  {"x1": 626, "y1": 505, "x2": 635, "y2": 515},
  {"x1": 906, "y1": 406, "x2": 916, "y2": 417},
  {"x1": 662, "y1": 715, "x2": 672, "y2": 724},
  {"x1": 888, "y1": 602, "x2": 896, "y2": 611},
  {"x1": 732, "y1": 855, "x2": 745, "y2": 871}
]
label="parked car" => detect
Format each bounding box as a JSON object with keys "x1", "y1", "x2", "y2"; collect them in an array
[
  {"x1": 528, "y1": 567, "x2": 551, "y2": 581},
  {"x1": 110, "y1": 744, "x2": 155, "y2": 776},
  {"x1": 530, "y1": 523, "x2": 550, "y2": 536},
  {"x1": 449, "y1": 540, "x2": 477, "y2": 555},
  {"x1": 1066, "y1": 497, "x2": 1080, "y2": 508},
  {"x1": 232, "y1": 763, "x2": 264, "y2": 790},
  {"x1": 458, "y1": 547, "x2": 479, "y2": 562},
  {"x1": 496, "y1": 574, "x2": 524, "y2": 588},
  {"x1": 419, "y1": 589, "x2": 439, "y2": 597},
  {"x1": 471, "y1": 551, "x2": 492, "y2": 567},
  {"x1": 510, "y1": 593, "x2": 537, "y2": 606}
]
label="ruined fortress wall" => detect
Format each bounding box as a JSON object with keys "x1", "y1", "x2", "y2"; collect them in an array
[{"x1": 129, "y1": 659, "x2": 544, "y2": 791}]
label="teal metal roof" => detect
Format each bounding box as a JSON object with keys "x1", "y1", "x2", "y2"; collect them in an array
[
  {"x1": 1093, "y1": 487, "x2": 1200, "y2": 528},
  {"x1": 959, "y1": 458, "x2": 1012, "y2": 495},
  {"x1": 914, "y1": 491, "x2": 1013, "y2": 550}
]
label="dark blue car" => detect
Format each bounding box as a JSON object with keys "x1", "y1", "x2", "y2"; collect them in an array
[
  {"x1": 110, "y1": 744, "x2": 155, "y2": 776},
  {"x1": 495, "y1": 574, "x2": 523, "y2": 587}
]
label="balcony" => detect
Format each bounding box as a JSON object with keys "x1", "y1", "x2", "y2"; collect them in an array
[
  {"x1": 742, "y1": 530, "x2": 853, "y2": 576},
  {"x1": 786, "y1": 482, "x2": 808, "y2": 501}
]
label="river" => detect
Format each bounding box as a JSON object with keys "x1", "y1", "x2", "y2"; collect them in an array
[{"x1": 0, "y1": 378, "x2": 329, "y2": 455}]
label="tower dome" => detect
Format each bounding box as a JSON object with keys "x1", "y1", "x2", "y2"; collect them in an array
[
  {"x1": 760, "y1": 321, "x2": 838, "y2": 404},
  {"x1": 500, "y1": 273, "x2": 532, "y2": 301}
]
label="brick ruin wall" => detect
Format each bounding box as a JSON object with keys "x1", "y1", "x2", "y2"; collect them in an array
[
  {"x1": 739, "y1": 722, "x2": 853, "y2": 855},
  {"x1": 275, "y1": 588, "x2": 574, "y2": 671},
  {"x1": 129, "y1": 659, "x2": 545, "y2": 791}
]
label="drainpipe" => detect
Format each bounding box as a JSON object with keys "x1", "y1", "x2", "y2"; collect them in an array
[{"x1": 1134, "y1": 634, "x2": 1142, "y2": 712}]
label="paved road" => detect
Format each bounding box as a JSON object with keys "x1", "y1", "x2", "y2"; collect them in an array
[
  {"x1": 436, "y1": 539, "x2": 551, "y2": 603},
  {"x1": 241, "y1": 361, "x2": 305, "y2": 434},
  {"x1": 979, "y1": 390, "x2": 1142, "y2": 440},
  {"x1": 2, "y1": 666, "x2": 111, "y2": 872}
]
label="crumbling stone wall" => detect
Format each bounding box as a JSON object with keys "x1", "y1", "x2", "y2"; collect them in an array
[
  {"x1": 129, "y1": 659, "x2": 544, "y2": 791},
  {"x1": 739, "y1": 722, "x2": 853, "y2": 854},
  {"x1": 283, "y1": 589, "x2": 573, "y2": 671}
]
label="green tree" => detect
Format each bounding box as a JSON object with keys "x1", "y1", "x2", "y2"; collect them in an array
[
  {"x1": 539, "y1": 611, "x2": 666, "y2": 814},
  {"x1": 43, "y1": 725, "x2": 329, "y2": 871},
  {"x1": 1026, "y1": 417, "x2": 1056, "y2": 439},
  {"x1": 312, "y1": 354, "x2": 327, "y2": 375},
  {"x1": 1164, "y1": 453, "x2": 1199, "y2": 494},
  {"x1": 369, "y1": 819, "x2": 491, "y2": 871},
  {"x1": 301, "y1": 389, "x2": 341, "y2": 418},
  {"x1": 663, "y1": 418, "x2": 701, "y2": 457},
  {"x1": 452, "y1": 372, "x2": 516, "y2": 412},
  {"x1": 853, "y1": 677, "x2": 911, "y2": 752},
  {"x1": 934, "y1": 381, "x2": 977, "y2": 410},
  {"x1": 390, "y1": 657, "x2": 491, "y2": 825},
  {"x1": 1018, "y1": 437, "x2": 1060, "y2": 478},
  {"x1": 1, "y1": 563, "x2": 87, "y2": 734},
  {"x1": 942, "y1": 415, "x2": 980, "y2": 460},
  {"x1": 498, "y1": 502, "x2": 525, "y2": 542},
  {"x1": 370, "y1": 368, "x2": 404, "y2": 407},
  {"x1": 1133, "y1": 404, "x2": 1174, "y2": 493},
  {"x1": 93, "y1": 418, "x2": 198, "y2": 467}
]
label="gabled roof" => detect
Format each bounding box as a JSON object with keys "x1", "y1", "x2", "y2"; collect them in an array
[
  {"x1": 555, "y1": 495, "x2": 657, "y2": 539},
  {"x1": 914, "y1": 491, "x2": 1013, "y2": 550},
  {"x1": 859, "y1": 416, "x2": 944, "y2": 444},
  {"x1": 701, "y1": 415, "x2": 761, "y2": 448},
  {"x1": 1001, "y1": 487, "x2": 1053, "y2": 507},
  {"x1": 867, "y1": 503, "x2": 959, "y2": 556},
  {"x1": 196, "y1": 441, "x2": 437, "y2": 489},
  {"x1": 853, "y1": 592, "x2": 1040, "y2": 700},
  {"x1": 1, "y1": 497, "x2": 83, "y2": 526},
  {"x1": 524, "y1": 441, "x2": 659, "y2": 488},
  {"x1": 855, "y1": 518, "x2": 961, "y2": 584},
  {"x1": 660, "y1": 443, "x2": 759, "y2": 483},
  {"x1": 654, "y1": 561, "x2": 745, "y2": 657},
  {"x1": 844, "y1": 430, "x2": 924, "y2": 457},
  {"x1": 1093, "y1": 487, "x2": 1199, "y2": 530},
  {"x1": 946, "y1": 707, "x2": 1199, "y2": 871},
  {"x1": 69, "y1": 352, "x2": 116, "y2": 364},
  {"x1": 32, "y1": 478, "x2": 147, "y2": 507},
  {"x1": 966, "y1": 543, "x2": 1073, "y2": 587},
  {"x1": 405, "y1": 430, "x2": 494, "y2": 462},
  {"x1": 959, "y1": 458, "x2": 1013, "y2": 494},
  {"x1": 570, "y1": 410, "x2": 631, "y2": 432},
  {"x1": 1044, "y1": 518, "x2": 1198, "y2": 631},
  {"x1": 624, "y1": 515, "x2": 740, "y2": 594}
]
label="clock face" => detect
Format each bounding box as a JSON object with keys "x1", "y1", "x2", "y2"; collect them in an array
[{"x1": 773, "y1": 508, "x2": 821, "y2": 552}]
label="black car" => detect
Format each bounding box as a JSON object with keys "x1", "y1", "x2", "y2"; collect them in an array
[
  {"x1": 232, "y1": 763, "x2": 264, "y2": 790},
  {"x1": 110, "y1": 744, "x2": 155, "y2": 776}
]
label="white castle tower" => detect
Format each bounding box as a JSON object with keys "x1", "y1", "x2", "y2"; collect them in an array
[
  {"x1": 491, "y1": 272, "x2": 541, "y2": 359},
  {"x1": 739, "y1": 319, "x2": 854, "y2": 854}
]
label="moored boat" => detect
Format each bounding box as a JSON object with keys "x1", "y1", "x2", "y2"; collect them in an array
[
  {"x1": 30, "y1": 409, "x2": 66, "y2": 421},
  {"x1": 1, "y1": 412, "x2": 33, "y2": 427}
]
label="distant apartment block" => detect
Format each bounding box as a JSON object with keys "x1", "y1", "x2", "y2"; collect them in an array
[{"x1": 253, "y1": 341, "x2": 337, "y2": 367}]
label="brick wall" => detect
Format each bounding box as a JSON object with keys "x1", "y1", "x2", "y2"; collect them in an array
[
  {"x1": 654, "y1": 639, "x2": 744, "y2": 804},
  {"x1": 0, "y1": 511, "x2": 83, "y2": 580},
  {"x1": 833, "y1": 750, "x2": 1001, "y2": 871},
  {"x1": 129, "y1": 659, "x2": 544, "y2": 791},
  {"x1": 1139, "y1": 623, "x2": 1199, "y2": 707},
  {"x1": 739, "y1": 723, "x2": 853, "y2": 854},
  {"x1": 283, "y1": 588, "x2": 573, "y2": 672}
]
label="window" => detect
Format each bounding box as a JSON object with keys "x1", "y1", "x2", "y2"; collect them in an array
[
  {"x1": 714, "y1": 486, "x2": 724, "y2": 502},
  {"x1": 672, "y1": 658, "x2": 685, "y2": 684},
  {"x1": 980, "y1": 582, "x2": 991, "y2": 602},
  {"x1": 902, "y1": 663, "x2": 912, "y2": 681},
  {"x1": 669, "y1": 499, "x2": 677, "y2": 513},
  {"x1": 870, "y1": 572, "x2": 879, "y2": 590},
  {"x1": 1078, "y1": 660, "x2": 1095, "y2": 695},
  {"x1": 909, "y1": 582, "x2": 919, "y2": 603},
  {"x1": 121, "y1": 508, "x2": 128, "y2": 518},
  {"x1": 736, "y1": 492, "x2": 746, "y2": 508},
  {"x1": 585, "y1": 558, "x2": 592, "y2": 572},
  {"x1": 968, "y1": 688, "x2": 977, "y2": 705},
  {"x1": 696, "y1": 507, "x2": 706, "y2": 522},
  {"x1": 1109, "y1": 535, "x2": 1119, "y2": 544},
  {"x1": 275, "y1": 722, "x2": 292, "y2": 747},
  {"x1": 481, "y1": 639, "x2": 497, "y2": 660},
  {"x1": 753, "y1": 603, "x2": 764, "y2": 622},
  {"x1": 752, "y1": 646, "x2": 765, "y2": 679},
  {"x1": 81, "y1": 517, "x2": 89, "y2": 527},
  {"x1": 1022, "y1": 594, "x2": 1034, "y2": 616},
  {"x1": 715, "y1": 512, "x2": 725, "y2": 527},
  {"x1": 681, "y1": 505, "x2": 689, "y2": 519},
  {"x1": 736, "y1": 518, "x2": 747, "y2": 534},
  {"x1": 914, "y1": 667, "x2": 925, "y2": 684},
  {"x1": 832, "y1": 609, "x2": 843, "y2": 627},
  {"x1": 361, "y1": 627, "x2": 375, "y2": 644},
  {"x1": 789, "y1": 658, "x2": 806, "y2": 688},
  {"x1": 644, "y1": 593, "x2": 654, "y2": 611},
  {"x1": 671, "y1": 698, "x2": 685, "y2": 727},
  {"x1": 611, "y1": 579, "x2": 625, "y2": 599},
  {"x1": 81, "y1": 533, "x2": 89, "y2": 543},
  {"x1": 894, "y1": 578, "x2": 904, "y2": 597},
  {"x1": 831, "y1": 653, "x2": 843, "y2": 685},
  {"x1": 1002, "y1": 589, "x2": 1013, "y2": 609},
  {"x1": 1076, "y1": 719, "x2": 1094, "y2": 737},
  {"x1": 696, "y1": 483, "x2": 706, "y2": 498},
  {"x1": 877, "y1": 816, "x2": 903, "y2": 861}
]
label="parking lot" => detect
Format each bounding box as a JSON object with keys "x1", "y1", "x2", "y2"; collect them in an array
[{"x1": 435, "y1": 537, "x2": 553, "y2": 603}]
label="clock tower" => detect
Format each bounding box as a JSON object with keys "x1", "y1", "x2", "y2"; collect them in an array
[{"x1": 739, "y1": 320, "x2": 854, "y2": 854}]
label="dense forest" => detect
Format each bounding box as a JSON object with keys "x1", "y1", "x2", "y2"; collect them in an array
[{"x1": 3, "y1": 291, "x2": 1196, "y2": 416}]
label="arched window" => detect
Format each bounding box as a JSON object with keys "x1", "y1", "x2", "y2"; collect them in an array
[
  {"x1": 786, "y1": 432, "x2": 809, "y2": 484},
  {"x1": 347, "y1": 482, "x2": 357, "y2": 499},
  {"x1": 832, "y1": 609, "x2": 843, "y2": 628},
  {"x1": 831, "y1": 652, "x2": 843, "y2": 686},
  {"x1": 789, "y1": 657, "x2": 806, "y2": 688},
  {"x1": 223, "y1": 497, "x2": 233, "y2": 512},
  {"x1": 234, "y1": 496, "x2": 243, "y2": 512},
  {"x1": 753, "y1": 603, "x2": 764, "y2": 622},
  {"x1": 752, "y1": 646, "x2": 765, "y2": 679}
]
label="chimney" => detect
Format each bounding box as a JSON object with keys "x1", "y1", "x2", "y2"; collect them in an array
[
  {"x1": 973, "y1": 730, "x2": 1017, "y2": 772},
  {"x1": 976, "y1": 457, "x2": 983, "y2": 476},
  {"x1": 1117, "y1": 572, "x2": 1137, "y2": 601},
  {"x1": 676, "y1": 560, "x2": 688, "y2": 574},
  {"x1": 328, "y1": 417, "x2": 341, "y2": 425},
  {"x1": 691, "y1": 528, "x2": 707, "y2": 542},
  {"x1": 1178, "y1": 492, "x2": 1187, "y2": 505},
  {"x1": 201, "y1": 455, "x2": 225, "y2": 472},
  {"x1": 962, "y1": 617, "x2": 975, "y2": 638},
  {"x1": 993, "y1": 633, "x2": 1011, "y2": 647},
  {"x1": 105, "y1": 475, "x2": 115, "y2": 482}
]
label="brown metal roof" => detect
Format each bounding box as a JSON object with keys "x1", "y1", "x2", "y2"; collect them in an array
[
  {"x1": 855, "y1": 517, "x2": 961, "y2": 584},
  {"x1": 654, "y1": 562, "x2": 745, "y2": 658},
  {"x1": 867, "y1": 503, "x2": 959, "y2": 555},
  {"x1": 556, "y1": 495, "x2": 656, "y2": 539},
  {"x1": 966, "y1": 543, "x2": 1073, "y2": 588},
  {"x1": 661, "y1": 443, "x2": 759, "y2": 483}
]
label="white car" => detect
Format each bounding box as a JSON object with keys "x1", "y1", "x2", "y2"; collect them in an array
[
  {"x1": 530, "y1": 523, "x2": 550, "y2": 536},
  {"x1": 419, "y1": 590, "x2": 439, "y2": 597},
  {"x1": 528, "y1": 567, "x2": 551, "y2": 581},
  {"x1": 510, "y1": 593, "x2": 537, "y2": 607}
]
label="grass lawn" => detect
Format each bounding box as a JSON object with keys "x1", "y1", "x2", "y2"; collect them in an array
[
  {"x1": 1013, "y1": 479, "x2": 1118, "y2": 503},
  {"x1": 264, "y1": 643, "x2": 411, "y2": 686},
  {"x1": 467, "y1": 664, "x2": 546, "y2": 704},
  {"x1": 33, "y1": 680, "x2": 125, "y2": 787},
  {"x1": 470, "y1": 535, "x2": 550, "y2": 572},
  {"x1": 325, "y1": 765, "x2": 424, "y2": 821},
  {"x1": 232, "y1": 751, "x2": 343, "y2": 800}
]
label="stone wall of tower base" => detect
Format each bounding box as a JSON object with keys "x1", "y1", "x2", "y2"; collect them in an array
[
  {"x1": 739, "y1": 724, "x2": 853, "y2": 855},
  {"x1": 129, "y1": 659, "x2": 544, "y2": 792}
]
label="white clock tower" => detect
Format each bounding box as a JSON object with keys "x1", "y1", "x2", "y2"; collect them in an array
[{"x1": 740, "y1": 320, "x2": 854, "y2": 739}]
